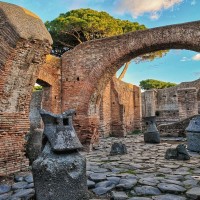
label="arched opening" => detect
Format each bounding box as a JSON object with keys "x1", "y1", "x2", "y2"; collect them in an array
[
  {"x1": 29, "y1": 79, "x2": 52, "y2": 130},
  {"x1": 27, "y1": 79, "x2": 52, "y2": 164},
  {"x1": 61, "y1": 21, "x2": 200, "y2": 146}
]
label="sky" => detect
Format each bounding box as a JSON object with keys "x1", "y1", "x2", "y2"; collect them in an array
[{"x1": 2, "y1": 0, "x2": 200, "y2": 86}]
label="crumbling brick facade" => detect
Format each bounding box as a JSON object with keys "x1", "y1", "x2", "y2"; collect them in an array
[
  {"x1": 142, "y1": 79, "x2": 200, "y2": 125},
  {"x1": 29, "y1": 55, "x2": 61, "y2": 130},
  {"x1": 0, "y1": 3, "x2": 52, "y2": 175},
  {"x1": 99, "y1": 77, "x2": 141, "y2": 137},
  {"x1": 61, "y1": 20, "x2": 200, "y2": 145},
  {"x1": 36, "y1": 55, "x2": 61, "y2": 114}
]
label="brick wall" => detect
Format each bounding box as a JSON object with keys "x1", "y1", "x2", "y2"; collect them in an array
[
  {"x1": 142, "y1": 90, "x2": 157, "y2": 117},
  {"x1": 177, "y1": 87, "x2": 198, "y2": 120},
  {"x1": 0, "y1": 3, "x2": 52, "y2": 176},
  {"x1": 99, "y1": 81, "x2": 112, "y2": 137},
  {"x1": 133, "y1": 85, "x2": 142, "y2": 129},
  {"x1": 29, "y1": 91, "x2": 43, "y2": 130},
  {"x1": 37, "y1": 55, "x2": 61, "y2": 114},
  {"x1": 99, "y1": 77, "x2": 142, "y2": 137},
  {"x1": 142, "y1": 79, "x2": 200, "y2": 126}
]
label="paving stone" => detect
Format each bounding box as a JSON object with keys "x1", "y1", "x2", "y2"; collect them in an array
[
  {"x1": 134, "y1": 186, "x2": 161, "y2": 195},
  {"x1": 183, "y1": 179, "x2": 199, "y2": 188},
  {"x1": 152, "y1": 194, "x2": 186, "y2": 200},
  {"x1": 96, "y1": 181, "x2": 115, "y2": 188},
  {"x1": 138, "y1": 178, "x2": 160, "y2": 186},
  {"x1": 165, "y1": 175, "x2": 184, "y2": 181},
  {"x1": 111, "y1": 191, "x2": 128, "y2": 200},
  {"x1": 89, "y1": 173, "x2": 107, "y2": 182},
  {"x1": 111, "y1": 168, "x2": 124, "y2": 173},
  {"x1": 14, "y1": 175, "x2": 24, "y2": 182},
  {"x1": 87, "y1": 180, "x2": 96, "y2": 189},
  {"x1": 186, "y1": 187, "x2": 200, "y2": 199},
  {"x1": 12, "y1": 182, "x2": 28, "y2": 190},
  {"x1": 116, "y1": 178, "x2": 137, "y2": 190},
  {"x1": 157, "y1": 183, "x2": 186, "y2": 194},
  {"x1": 129, "y1": 164, "x2": 143, "y2": 169},
  {"x1": 130, "y1": 190, "x2": 136, "y2": 196},
  {"x1": 160, "y1": 179, "x2": 183, "y2": 186},
  {"x1": 0, "y1": 192, "x2": 12, "y2": 200},
  {"x1": 11, "y1": 189, "x2": 35, "y2": 198},
  {"x1": 25, "y1": 183, "x2": 34, "y2": 189},
  {"x1": 0, "y1": 184, "x2": 11, "y2": 194},
  {"x1": 158, "y1": 168, "x2": 173, "y2": 174},
  {"x1": 107, "y1": 177, "x2": 121, "y2": 185},
  {"x1": 92, "y1": 168, "x2": 109, "y2": 173},
  {"x1": 173, "y1": 171, "x2": 190, "y2": 175},
  {"x1": 193, "y1": 169, "x2": 200, "y2": 174},
  {"x1": 128, "y1": 197, "x2": 151, "y2": 200},
  {"x1": 92, "y1": 184, "x2": 115, "y2": 195},
  {"x1": 24, "y1": 174, "x2": 33, "y2": 183}
]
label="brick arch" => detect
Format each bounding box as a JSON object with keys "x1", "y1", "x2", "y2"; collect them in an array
[
  {"x1": 0, "y1": 2, "x2": 52, "y2": 175},
  {"x1": 62, "y1": 21, "x2": 200, "y2": 145}
]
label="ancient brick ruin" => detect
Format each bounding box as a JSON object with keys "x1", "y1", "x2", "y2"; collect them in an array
[
  {"x1": 0, "y1": 3, "x2": 52, "y2": 175},
  {"x1": 142, "y1": 79, "x2": 200, "y2": 136},
  {"x1": 99, "y1": 77, "x2": 141, "y2": 138},
  {"x1": 1, "y1": 2, "x2": 200, "y2": 175},
  {"x1": 61, "y1": 20, "x2": 200, "y2": 147}
]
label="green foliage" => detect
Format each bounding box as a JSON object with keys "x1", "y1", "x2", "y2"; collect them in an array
[
  {"x1": 45, "y1": 8, "x2": 167, "y2": 61},
  {"x1": 33, "y1": 85, "x2": 43, "y2": 91},
  {"x1": 139, "y1": 79, "x2": 177, "y2": 90}
]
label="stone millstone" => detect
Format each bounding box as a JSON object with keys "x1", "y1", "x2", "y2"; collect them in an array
[
  {"x1": 110, "y1": 142, "x2": 127, "y2": 156},
  {"x1": 33, "y1": 143, "x2": 88, "y2": 200},
  {"x1": 143, "y1": 116, "x2": 160, "y2": 144},
  {"x1": 187, "y1": 132, "x2": 200, "y2": 152},
  {"x1": 186, "y1": 115, "x2": 200, "y2": 133},
  {"x1": 144, "y1": 132, "x2": 160, "y2": 144},
  {"x1": 39, "y1": 109, "x2": 83, "y2": 151},
  {"x1": 33, "y1": 109, "x2": 88, "y2": 200},
  {"x1": 186, "y1": 115, "x2": 200, "y2": 152},
  {"x1": 165, "y1": 144, "x2": 190, "y2": 160}
]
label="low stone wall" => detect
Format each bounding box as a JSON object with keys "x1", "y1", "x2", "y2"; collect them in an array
[{"x1": 158, "y1": 115, "x2": 199, "y2": 137}]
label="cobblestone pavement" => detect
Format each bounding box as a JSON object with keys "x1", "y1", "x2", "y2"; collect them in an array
[
  {"x1": 87, "y1": 135, "x2": 200, "y2": 200},
  {"x1": 0, "y1": 135, "x2": 200, "y2": 200}
]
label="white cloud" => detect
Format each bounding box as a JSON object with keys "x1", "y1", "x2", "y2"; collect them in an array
[
  {"x1": 150, "y1": 12, "x2": 160, "y2": 20},
  {"x1": 180, "y1": 57, "x2": 191, "y2": 62},
  {"x1": 192, "y1": 54, "x2": 200, "y2": 61},
  {"x1": 115, "y1": 0, "x2": 183, "y2": 19},
  {"x1": 191, "y1": 0, "x2": 196, "y2": 5}
]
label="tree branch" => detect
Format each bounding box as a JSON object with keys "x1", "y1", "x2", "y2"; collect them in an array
[{"x1": 118, "y1": 61, "x2": 130, "y2": 80}]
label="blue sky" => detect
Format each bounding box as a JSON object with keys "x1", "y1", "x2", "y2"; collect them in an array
[{"x1": 2, "y1": 0, "x2": 200, "y2": 86}]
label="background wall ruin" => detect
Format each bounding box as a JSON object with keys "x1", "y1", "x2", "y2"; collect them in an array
[
  {"x1": 61, "y1": 20, "x2": 200, "y2": 145},
  {"x1": 99, "y1": 77, "x2": 141, "y2": 137},
  {"x1": 142, "y1": 79, "x2": 200, "y2": 136}
]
